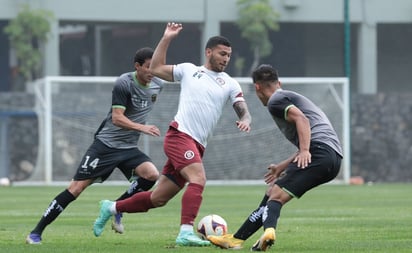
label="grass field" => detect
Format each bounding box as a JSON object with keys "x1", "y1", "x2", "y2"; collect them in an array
[{"x1": 0, "y1": 183, "x2": 411, "y2": 253}]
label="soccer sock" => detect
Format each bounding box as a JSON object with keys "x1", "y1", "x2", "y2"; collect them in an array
[
  {"x1": 262, "y1": 200, "x2": 282, "y2": 230},
  {"x1": 181, "y1": 183, "x2": 204, "y2": 226},
  {"x1": 180, "y1": 224, "x2": 194, "y2": 233},
  {"x1": 31, "y1": 189, "x2": 76, "y2": 235},
  {"x1": 234, "y1": 194, "x2": 269, "y2": 240},
  {"x1": 116, "y1": 177, "x2": 156, "y2": 201},
  {"x1": 116, "y1": 191, "x2": 154, "y2": 213}
]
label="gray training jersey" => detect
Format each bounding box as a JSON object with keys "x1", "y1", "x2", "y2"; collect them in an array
[
  {"x1": 95, "y1": 72, "x2": 164, "y2": 149},
  {"x1": 267, "y1": 89, "x2": 343, "y2": 157}
]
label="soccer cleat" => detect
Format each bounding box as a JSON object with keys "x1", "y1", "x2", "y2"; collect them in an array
[
  {"x1": 251, "y1": 228, "x2": 276, "y2": 251},
  {"x1": 93, "y1": 200, "x2": 114, "y2": 237},
  {"x1": 111, "y1": 213, "x2": 124, "y2": 234},
  {"x1": 207, "y1": 233, "x2": 244, "y2": 249},
  {"x1": 175, "y1": 230, "x2": 211, "y2": 247},
  {"x1": 26, "y1": 233, "x2": 42, "y2": 244}
]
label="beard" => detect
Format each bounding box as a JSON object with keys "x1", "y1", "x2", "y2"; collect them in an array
[{"x1": 209, "y1": 57, "x2": 226, "y2": 72}]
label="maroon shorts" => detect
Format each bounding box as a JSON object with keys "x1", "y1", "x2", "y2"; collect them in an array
[{"x1": 162, "y1": 123, "x2": 205, "y2": 188}]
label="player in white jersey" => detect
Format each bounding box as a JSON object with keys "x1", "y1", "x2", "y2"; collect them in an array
[
  {"x1": 173, "y1": 63, "x2": 245, "y2": 146},
  {"x1": 93, "y1": 22, "x2": 252, "y2": 247},
  {"x1": 26, "y1": 47, "x2": 163, "y2": 244}
]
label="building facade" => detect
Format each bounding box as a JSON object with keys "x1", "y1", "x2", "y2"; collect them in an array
[{"x1": 0, "y1": 0, "x2": 412, "y2": 93}]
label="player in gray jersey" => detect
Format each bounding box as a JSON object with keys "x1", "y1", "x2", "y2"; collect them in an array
[
  {"x1": 208, "y1": 64, "x2": 343, "y2": 251},
  {"x1": 26, "y1": 47, "x2": 164, "y2": 244}
]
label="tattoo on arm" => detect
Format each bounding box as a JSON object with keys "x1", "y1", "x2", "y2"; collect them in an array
[{"x1": 234, "y1": 101, "x2": 252, "y2": 123}]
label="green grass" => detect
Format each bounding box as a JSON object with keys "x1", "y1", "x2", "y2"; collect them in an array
[{"x1": 0, "y1": 183, "x2": 411, "y2": 252}]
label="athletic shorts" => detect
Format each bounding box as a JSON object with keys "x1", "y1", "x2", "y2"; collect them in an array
[
  {"x1": 162, "y1": 123, "x2": 205, "y2": 188},
  {"x1": 73, "y1": 138, "x2": 152, "y2": 183},
  {"x1": 275, "y1": 142, "x2": 342, "y2": 198}
]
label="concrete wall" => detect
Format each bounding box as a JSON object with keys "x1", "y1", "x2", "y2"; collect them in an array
[{"x1": 351, "y1": 93, "x2": 412, "y2": 182}]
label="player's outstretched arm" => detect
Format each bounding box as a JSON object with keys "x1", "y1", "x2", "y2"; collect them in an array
[{"x1": 150, "y1": 22, "x2": 183, "y2": 82}]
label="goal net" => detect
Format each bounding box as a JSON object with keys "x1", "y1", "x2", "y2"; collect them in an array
[{"x1": 31, "y1": 76, "x2": 350, "y2": 185}]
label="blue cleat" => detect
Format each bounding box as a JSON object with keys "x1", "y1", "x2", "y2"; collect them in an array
[
  {"x1": 111, "y1": 212, "x2": 124, "y2": 234},
  {"x1": 26, "y1": 233, "x2": 42, "y2": 244},
  {"x1": 93, "y1": 200, "x2": 114, "y2": 237},
  {"x1": 175, "y1": 230, "x2": 211, "y2": 247}
]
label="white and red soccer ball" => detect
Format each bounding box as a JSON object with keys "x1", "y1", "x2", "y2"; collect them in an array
[{"x1": 197, "y1": 214, "x2": 228, "y2": 240}]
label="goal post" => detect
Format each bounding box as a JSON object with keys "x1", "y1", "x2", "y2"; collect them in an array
[
  {"x1": 31, "y1": 76, "x2": 350, "y2": 185},
  {"x1": 280, "y1": 77, "x2": 350, "y2": 184},
  {"x1": 32, "y1": 76, "x2": 117, "y2": 184},
  {"x1": 219, "y1": 77, "x2": 350, "y2": 185}
]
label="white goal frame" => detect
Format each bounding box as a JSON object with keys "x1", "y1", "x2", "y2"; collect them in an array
[
  {"x1": 33, "y1": 76, "x2": 117, "y2": 184},
  {"x1": 32, "y1": 76, "x2": 350, "y2": 185},
  {"x1": 236, "y1": 77, "x2": 350, "y2": 185}
]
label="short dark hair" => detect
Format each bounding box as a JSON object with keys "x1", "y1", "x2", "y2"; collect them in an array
[
  {"x1": 252, "y1": 64, "x2": 279, "y2": 83},
  {"x1": 134, "y1": 47, "x2": 154, "y2": 65},
  {"x1": 205, "y1": 35, "x2": 231, "y2": 49}
]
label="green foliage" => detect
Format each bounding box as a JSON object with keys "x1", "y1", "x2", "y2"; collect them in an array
[
  {"x1": 236, "y1": 0, "x2": 280, "y2": 73},
  {"x1": 234, "y1": 56, "x2": 246, "y2": 76},
  {"x1": 1, "y1": 184, "x2": 411, "y2": 252},
  {"x1": 3, "y1": 4, "x2": 54, "y2": 81}
]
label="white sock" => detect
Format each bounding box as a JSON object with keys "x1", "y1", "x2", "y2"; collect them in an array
[
  {"x1": 110, "y1": 202, "x2": 117, "y2": 214},
  {"x1": 180, "y1": 224, "x2": 193, "y2": 232}
]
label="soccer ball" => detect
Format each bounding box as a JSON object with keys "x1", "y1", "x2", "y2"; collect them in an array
[
  {"x1": 0, "y1": 177, "x2": 10, "y2": 187},
  {"x1": 197, "y1": 214, "x2": 228, "y2": 240}
]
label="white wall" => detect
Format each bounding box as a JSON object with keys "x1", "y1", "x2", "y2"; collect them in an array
[{"x1": 2, "y1": 0, "x2": 411, "y2": 23}]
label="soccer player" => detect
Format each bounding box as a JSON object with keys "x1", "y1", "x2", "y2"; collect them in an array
[
  {"x1": 92, "y1": 22, "x2": 252, "y2": 246},
  {"x1": 26, "y1": 47, "x2": 164, "y2": 244},
  {"x1": 208, "y1": 64, "x2": 343, "y2": 251}
]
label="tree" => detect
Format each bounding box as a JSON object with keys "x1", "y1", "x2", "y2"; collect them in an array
[
  {"x1": 3, "y1": 4, "x2": 54, "y2": 82},
  {"x1": 236, "y1": 0, "x2": 280, "y2": 74}
]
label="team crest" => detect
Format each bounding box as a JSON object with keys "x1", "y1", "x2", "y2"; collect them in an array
[
  {"x1": 151, "y1": 94, "x2": 157, "y2": 102},
  {"x1": 216, "y1": 77, "x2": 225, "y2": 85},
  {"x1": 184, "y1": 150, "x2": 195, "y2": 160}
]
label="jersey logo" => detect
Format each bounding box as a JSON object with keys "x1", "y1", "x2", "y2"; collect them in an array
[
  {"x1": 132, "y1": 94, "x2": 148, "y2": 108},
  {"x1": 151, "y1": 94, "x2": 157, "y2": 102},
  {"x1": 193, "y1": 70, "x2": 205, "y2": 79},
  {"x1": 184, "y1": 150, "x2": 195, "y2": 160},
  {"x1": 216, "y1": 77, "x2": 225, "y2": 86},
  {"x1": 262, "y1": 206, "x2": 269, "y2": 222}
]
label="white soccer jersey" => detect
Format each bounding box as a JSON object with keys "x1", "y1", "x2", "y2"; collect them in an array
[{"x1": 173, "y1": 63, "x2": 245, "y2": 147}]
